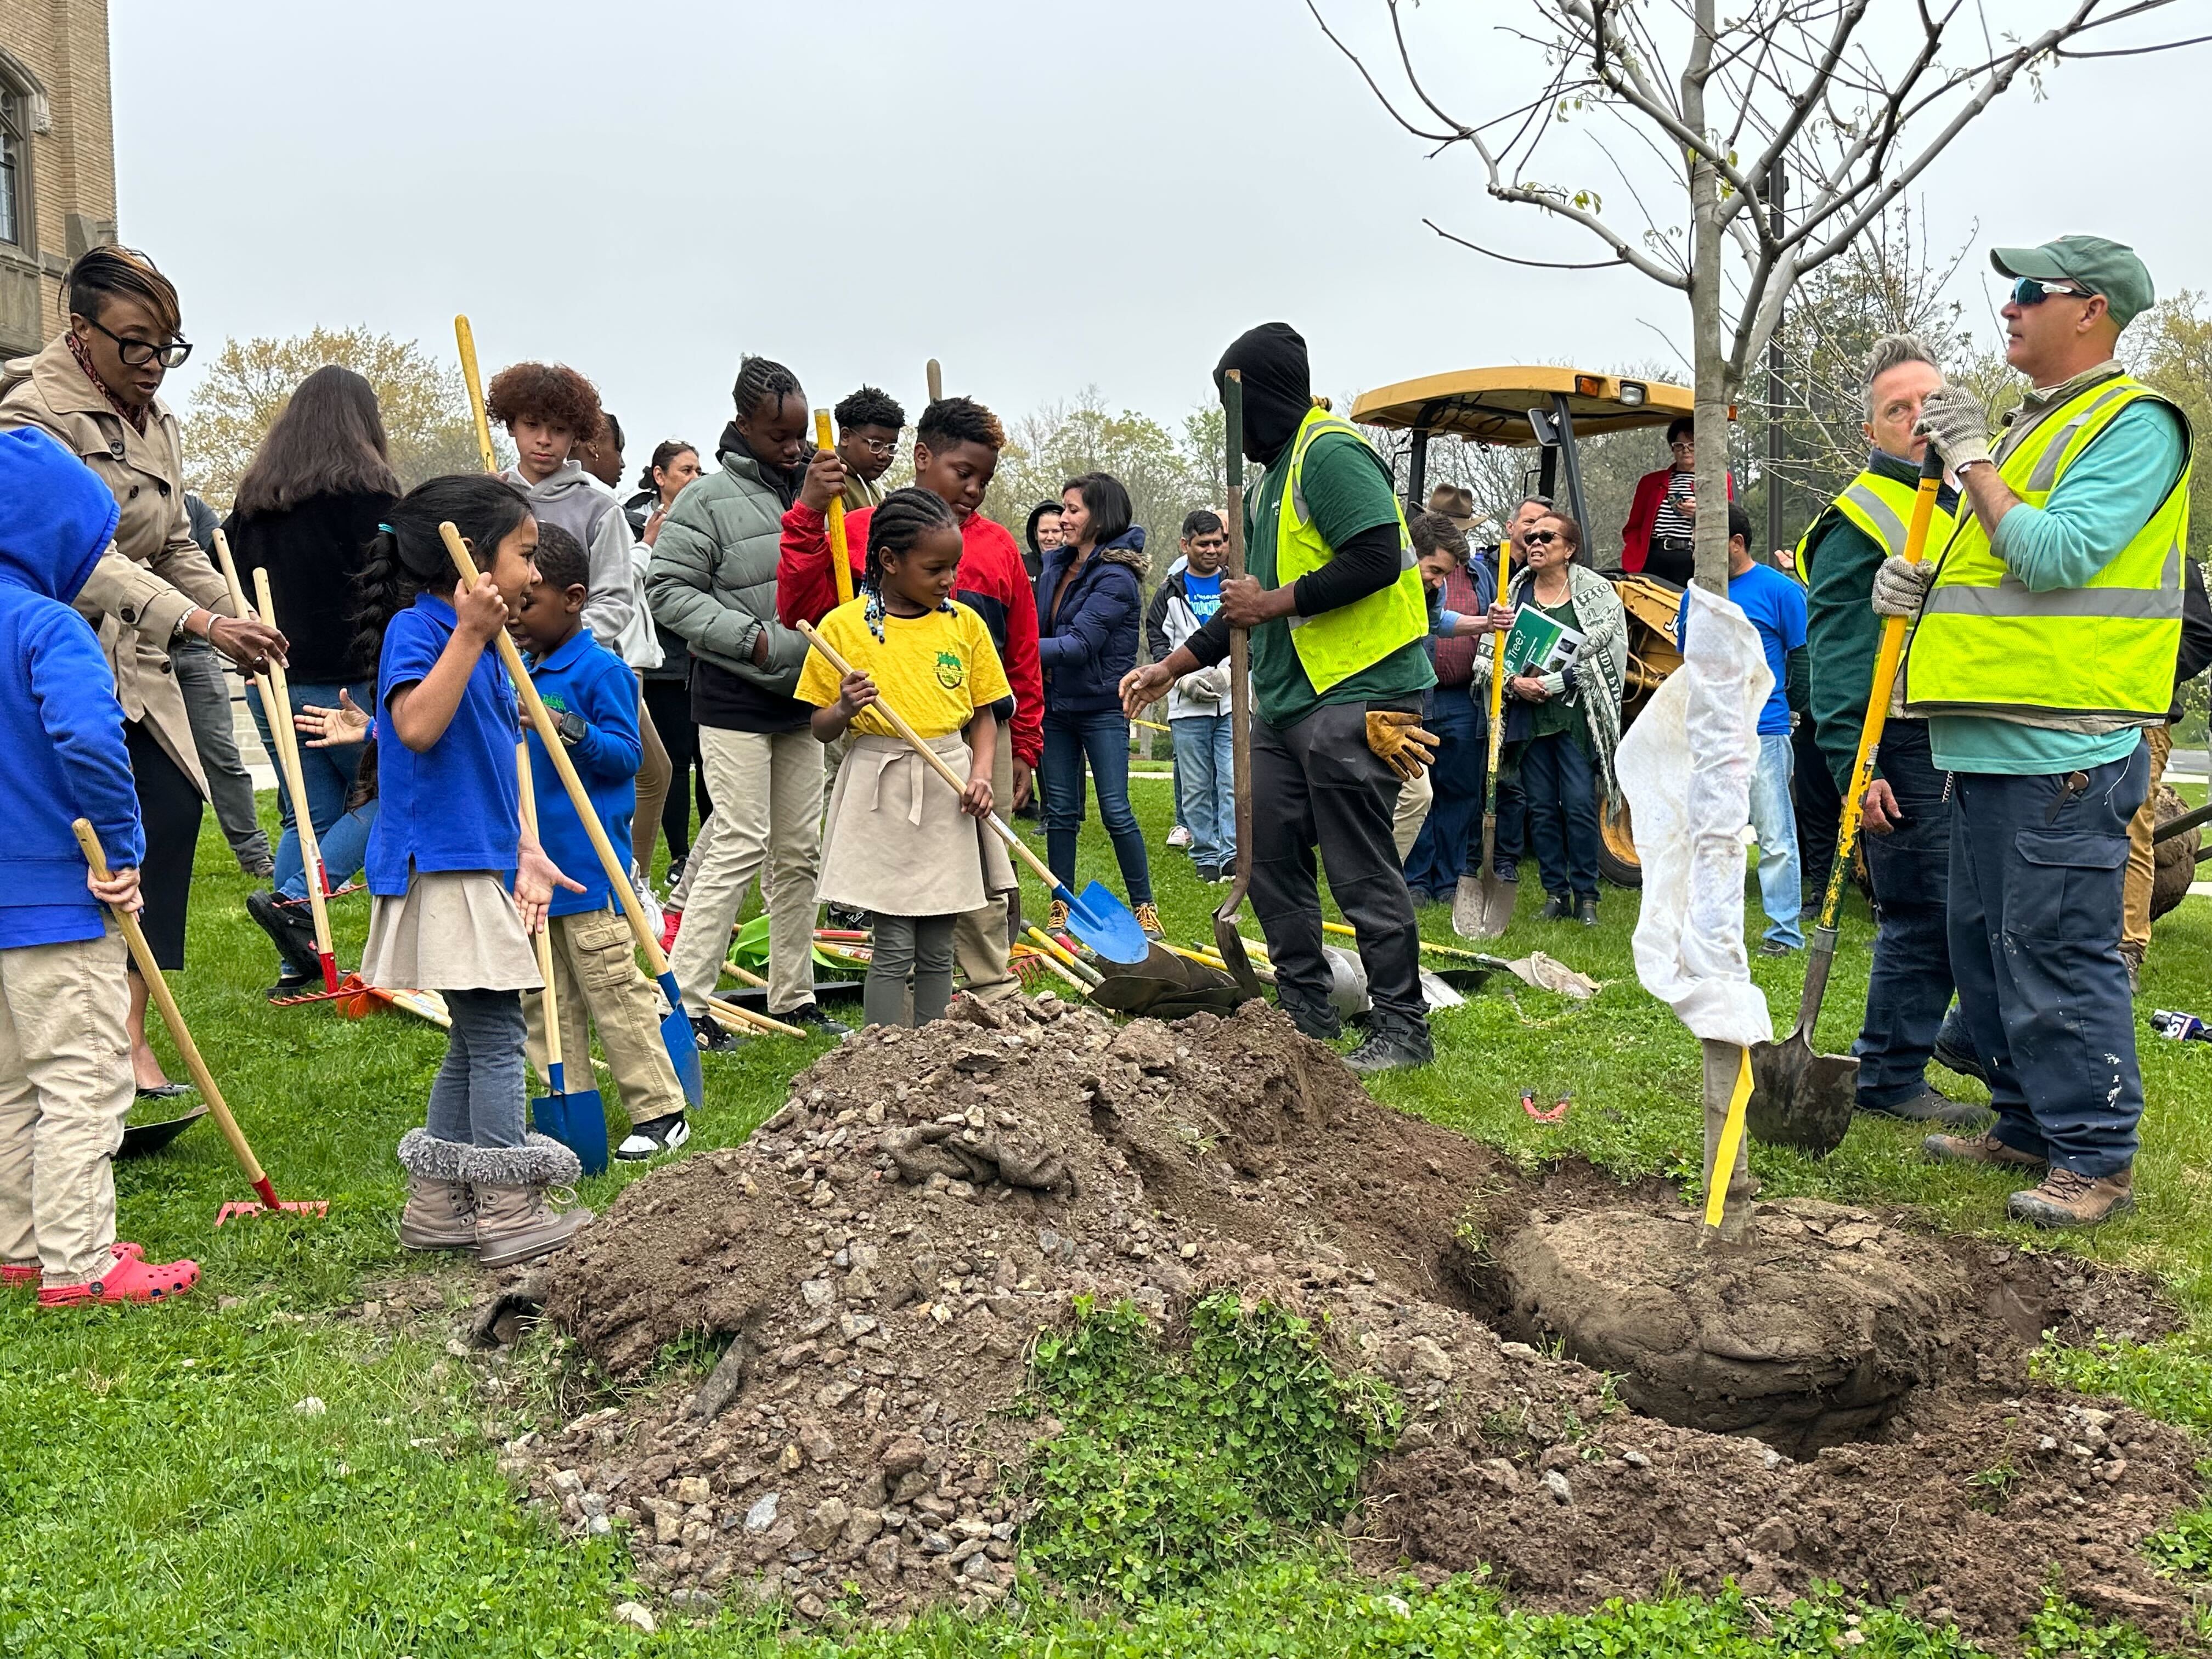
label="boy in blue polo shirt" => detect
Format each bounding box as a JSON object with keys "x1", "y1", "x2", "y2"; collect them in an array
[
  {"x1": 514, "y1": 526, "x2": 689, "y2": 1159},
  {"x1": 0, "y1": 428, "x2": 200, "y2": 1307},
  {"x1": 1677, "y1": 503, "x2": 1810, "y2": 953}
]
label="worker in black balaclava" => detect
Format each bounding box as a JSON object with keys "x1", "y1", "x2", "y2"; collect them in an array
[{"x1": 1121, "y1": 323, "x2": 1439, "y2": 1071}]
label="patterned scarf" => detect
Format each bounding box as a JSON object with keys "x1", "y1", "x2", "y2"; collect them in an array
[{"x1": 66, "y1": 330, "x2": 150, "y2": 436}]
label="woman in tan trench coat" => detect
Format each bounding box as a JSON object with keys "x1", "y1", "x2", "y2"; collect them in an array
[{"x1": 0, "y1": 247, "x2": 286, "y2": 1095}]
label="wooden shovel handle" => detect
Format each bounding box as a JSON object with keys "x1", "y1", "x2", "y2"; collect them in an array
[
  {"x1": 794, "y1": 619, "x2": 1063, "y2": 895},
  {"x1": 455, "y1": 315, "x2": 499, "y2": 475},
  {"x1": 516, "y1": 742, "x2": 564, "y2": 1073},
  {"x1": 251, "y1": 564, "x2": 335, "y2": 967}
]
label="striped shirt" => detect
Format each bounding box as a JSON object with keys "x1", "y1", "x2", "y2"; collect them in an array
[{"x1": 1651, "y1": 468, "x2": 1695, "y2": 540}]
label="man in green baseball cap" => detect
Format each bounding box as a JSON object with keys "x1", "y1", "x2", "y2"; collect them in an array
[{"x1": 1867, "y1": 232, "x2": 2192, "y2": 1231}]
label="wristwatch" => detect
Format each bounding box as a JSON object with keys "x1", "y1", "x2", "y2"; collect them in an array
[
  {"x1": 170, "y1": 606, "x2": 207, "y2": 644},
  {"x1": 554, "y1": 708, "x2": 589, "y2": 747}
]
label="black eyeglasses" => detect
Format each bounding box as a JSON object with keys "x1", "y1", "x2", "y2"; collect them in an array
[
  {"x1": 2011, "y1": 276, "x2": 2092, "y2": 309},
  {"x1": 83, "y1": 315, "x2": 192, "y2": 369}
]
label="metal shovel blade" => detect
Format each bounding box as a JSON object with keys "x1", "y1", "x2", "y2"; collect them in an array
[
  {"x1": 1058, "y1": 879, "x2": 1154, "y2": 968},
  {"x1": 1453, "y1": 831, "x2": 1516, "y2": 940},
  {"x1": 655, "y1": 969, "x2": 706, "y2": 1106},
  {"x1": 1745, "y1": 1032, "x2": 1859, "y2": 1156},
  {"x1": 533, "y1": 1062, "x2": 610, "y2": 1177}
]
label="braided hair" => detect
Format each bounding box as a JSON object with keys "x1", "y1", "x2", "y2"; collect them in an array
[
  {"x1": 731, "y1": 354, "x2": 803, "y2": 420},
  {"x1": 352, "y1": 473, "x2": 532, "y2": 671},
  {"x1": 861, "y1": 486, "x2": 961, "y2": 641}
]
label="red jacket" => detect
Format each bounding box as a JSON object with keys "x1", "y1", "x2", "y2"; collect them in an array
[
  {"x1": 1620, "y1": 466, "x2": 1734, "y2": 573},
  {"x1": 777, "y1": 501, "x2": 1044, "y2": 768}
]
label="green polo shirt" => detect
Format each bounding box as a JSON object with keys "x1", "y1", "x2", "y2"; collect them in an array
[{"x1": 1243, "y1": 430, "x2": 1434, "y2": 729}]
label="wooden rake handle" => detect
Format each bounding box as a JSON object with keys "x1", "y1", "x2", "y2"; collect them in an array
[
  {"x1": 72, "y1": 820, "x2": 272, "y2": 1195},
  {"x1": 455, "y1": 315, "x2": 499, "y2": 475},
  {"x1": 812, "y1": 410, "x2": 856, "y2": 606}
]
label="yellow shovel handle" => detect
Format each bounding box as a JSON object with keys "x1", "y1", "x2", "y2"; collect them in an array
[{"x1": 813, "y1": 410, "x2": 855, "y2": 606}]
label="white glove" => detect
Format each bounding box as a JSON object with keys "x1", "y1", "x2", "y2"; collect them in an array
[
  {"x1": 1178, "y1": 665, "x2": 1229, "y2": 702},
  {"x1": 1871, "y1": 554, "x2": 1934, "y2": 620},
  {"x1": 1913, "y1": 383, "x2": 1992, "y2": 471}
]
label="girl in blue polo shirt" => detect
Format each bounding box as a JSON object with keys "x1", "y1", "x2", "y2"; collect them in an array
[{"x1": 355, "y1": 474, "x2": 592, "y2": 1269}]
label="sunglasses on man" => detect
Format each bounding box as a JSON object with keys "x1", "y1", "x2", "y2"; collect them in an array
[
  {"x1": 2012, "y1": 276, "x2": 2094, "y2": 308},
  {"x1": 81, "y1": 315, "x2": 193, "y2": 369}
]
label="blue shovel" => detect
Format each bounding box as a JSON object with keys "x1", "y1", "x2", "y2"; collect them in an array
[
  {"x1": 796, "y1": 622, "x2": 1155, "y2": 967},
  {"x1": 443, "y1": 524, "x2": 706, "y2": 1104},
  {"x1": 518, "y1": 745, "x2": 610, "y2": 1173}
]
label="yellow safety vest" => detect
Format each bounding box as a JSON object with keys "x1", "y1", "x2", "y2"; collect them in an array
[
  {"x1": 1276, "y1": 405, "x2": 1428, "y2": 693},
  {"x1": 1794, "y1": 466, "x2": 1956, "y2": 582},
  {"x1": 1904, "y1": 372, "x2": 2192, "y2": 723}
]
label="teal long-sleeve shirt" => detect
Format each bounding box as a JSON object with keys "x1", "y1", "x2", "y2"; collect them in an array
[{"x1": 1922, "y1": 398, "x2": 2187, "y2": 775}]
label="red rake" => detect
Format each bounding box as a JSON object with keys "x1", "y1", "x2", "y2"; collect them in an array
[{"x1": 75, "y1": 821, "x2": 329, "y2": 1228}]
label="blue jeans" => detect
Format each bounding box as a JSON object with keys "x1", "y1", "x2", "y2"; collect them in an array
[
  {"x1": 1170, "y1": 713, "x2": 1236, "y2": 868},
  {"x1": 1748, "y1": 732, "x2": 1803, "y2": 947},
  {"x1": 1519, "y1": 731, "x2": 1600, "y2": 902},
  {"x1": 1948, "y1": 741, "x2": 2148, "y2": 1178},
  {"x1": 1040, "y1": 708, "x2": 1153, "y2": 905},
  {"x1": 1853, "y1": 722, "x2": 1957, "y2": 1109},
  {"x1": 1403, "y1": 689, "x2": 1484, "y2": 896},
  {"x1": 247, "y1": 679, "x2": 376, "y2": 901}
]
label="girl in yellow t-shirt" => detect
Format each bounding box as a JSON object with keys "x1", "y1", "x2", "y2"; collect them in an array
[{"x1": 797, "y1": 488, "x2": 1012, "y2": 1028}]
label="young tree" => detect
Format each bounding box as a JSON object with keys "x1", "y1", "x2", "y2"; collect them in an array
[
  {"x1": 1313, "y1": 0, "x2": 2203, "y2": 595},
  {"x1": 182, "y1": 326, "x2": 504, "y2": 505}
]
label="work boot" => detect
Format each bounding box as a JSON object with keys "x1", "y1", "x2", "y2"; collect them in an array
[
  {"x1": 783, "y1": 1002, "x2": 852, "y2": 1038},
  {"x1": 1046, "y1": 899, "x2": 1070, "y2": 933},
  {"x1": 1576, "y1": 898, "x2": 1599, "y2": 928},
  {"x1": 1922, "y1": 1130, "x2": 2047, "y2": 1170},
  {"x1": 1859, "y1": 1086, "x2": 1991, "y2": 1131},
  {"x1": 463, "y1": 1134, "x2": 595, "y2": 1268},
  {"x1": 1344, "y1": 1025, "x2": 1433, "y2": 1075},
  {"x1": 2008, "y1": 1166, "x2": 2135, "y2": 1229},
  {"x1": 1135, "y1": 903, "x2": 1165, "y2": 940},
  {"x1": 1931, "y1": 1008, "x2": 1986, "y2": 1083},
  {"x1": 246, "y1": 889, "x2": 321, "y2": 980},
  {"x1": 394, "y1": 1129, "x2": 476, "y2": 1251},
  {"x1": 2119, "y1": 943, "x2": 2143, "y2": 996}
]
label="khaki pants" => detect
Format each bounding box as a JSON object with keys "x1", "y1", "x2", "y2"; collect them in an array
[
  {"x1": 952, "y1": 736, "x2": 1020, "y2": 1002},
  {"x1": 673, "y1": 726, "x2": 822, "y2": 1017},
  {"x1": 2120, "y1": 723, "x2": 2175, "y2": 960},
  {"x1": 0, "y1": 925, "x2": 132, "y2": 1282},
  {"x1": 523, "y1": 907, "x2": 685, "y2": 1126},
  {"x1": 631, "y1": 679, "x2": 672, "y2": 876},
  {"x1": 1392, "y1": 768, "x2": 1434, "y2": 862}
]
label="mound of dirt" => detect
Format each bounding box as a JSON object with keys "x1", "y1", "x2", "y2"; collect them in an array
[{"x1": 514, "y1": 994, "x2": 2203, "y2": 1643}]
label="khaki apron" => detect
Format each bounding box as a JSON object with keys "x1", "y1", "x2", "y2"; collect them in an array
[{"x1": 819, "y1": 732, "x2": 1006, "y2": 917}]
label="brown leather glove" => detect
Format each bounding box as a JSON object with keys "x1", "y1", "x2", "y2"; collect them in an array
[{"x1": 1365, "y1": 710, "x2": 1439, "y2": 781}]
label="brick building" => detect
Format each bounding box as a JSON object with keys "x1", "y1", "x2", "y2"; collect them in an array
[{"x1": 0, "y1": 1, "x2": 115, "y2": 360}]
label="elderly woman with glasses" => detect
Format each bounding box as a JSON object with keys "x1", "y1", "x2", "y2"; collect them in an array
[
  {"x1": 1621, "y1": 415, "x2": 1735, "y2": 585},
  {"x1": 0, "y1": 246, "x2": 288, "y2": 1099}
]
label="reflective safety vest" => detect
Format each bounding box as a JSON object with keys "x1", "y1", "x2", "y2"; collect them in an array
[
  {"x1": 1276, "y1": 405, "x2": 1428, "y2": 693},
  {"x1": 1793, "y1": 466, "x2": 1956, "y2": 582},
  {"x1": 1904, "y1": 371, "x2": 2192, "y2": 723}
]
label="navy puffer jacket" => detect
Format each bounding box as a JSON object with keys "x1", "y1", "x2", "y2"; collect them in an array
[{"x1": 1035, "y1": 526, "x2": 1150, "y2": 716}]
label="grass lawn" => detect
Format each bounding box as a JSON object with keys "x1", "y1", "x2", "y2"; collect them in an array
[{"x1": 2, "y1": 768, "x2": 2208, "y2": 1657}]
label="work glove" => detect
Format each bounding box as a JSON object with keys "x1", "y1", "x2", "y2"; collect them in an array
[
  {"x1": 1177, "y1": 665, "x2": 1229, "y2": 702},
  {"x1": 1870, "y1": 554, "x2": 1934, "y2": 619},
  {"x1": 1364, "y1": 710, "x2": 1439, "y2": 781},
  {"x1": 1912, "y1": 383, "x2": 1993, "y2": 470}
]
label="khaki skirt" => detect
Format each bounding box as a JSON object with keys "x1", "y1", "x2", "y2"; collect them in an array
[
  {"x1": 362, "y1": 870, "x2": 544, "y2": 993},
  {"x1": 819, "y1": 732, "x2": 1009, "y2": 917}
]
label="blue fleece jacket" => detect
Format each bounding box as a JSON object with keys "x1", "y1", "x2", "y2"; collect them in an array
[
  {"x1": 0, "y1": 428, "x2": 141, "y2": 947},
  {"x1": 524, "y1": 625, "x2": 641, "y2": 918},
  {"x1": 1035, "y1": 526, "x2": 1148, "y2": 716}
]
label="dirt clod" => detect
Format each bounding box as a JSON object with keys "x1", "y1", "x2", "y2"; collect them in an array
[{"x1": 523, "y1": 996, "x2": 2200, "y2": 1643}]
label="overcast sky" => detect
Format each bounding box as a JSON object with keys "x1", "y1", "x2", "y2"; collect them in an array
[{"x1": 114, "y1": 1, "x2": 2207, "y2": 465}]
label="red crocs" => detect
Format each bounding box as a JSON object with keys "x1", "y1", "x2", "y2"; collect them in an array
[
  {"x1": 3, "y1": 1242, "x2": 143, "y2": 1289},
  {"x1": 35, "y1": 1244, "x2": 194, "y2": 1308}
]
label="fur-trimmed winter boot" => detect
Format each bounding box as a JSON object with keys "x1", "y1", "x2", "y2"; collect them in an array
[
  {"x1": 396, "y1": 1128, "x2": 476, "y2": 1250},
  {"x1": 462, "y1": 1133, "x2": 594, "y2": 1268}
]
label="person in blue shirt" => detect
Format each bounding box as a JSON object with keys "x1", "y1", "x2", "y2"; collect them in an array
[
  {"x1": 512, "y1": 525, "x2": 689, "y2": 1161},
  {"x1": 0, "y1": 427, "x2": 200, "y2": 1307},
  {"x1": 1143, "y1": 509, "x2": 1238, "y2": 879},
  {"x1": 357, "y1": 475, "x2": 594, "y2": 1269},
  {"x1": 1678, "y1": 503, "x2": 1809, "y2": 952}
]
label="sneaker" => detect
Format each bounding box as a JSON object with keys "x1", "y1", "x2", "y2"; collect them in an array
[
  {"x1": 695, "y1": 1014, "x2": 742, "y2": 1053},
  {"x1": 1344, "y1": 1028, "x2": 1434, "y2": 1074},
  {"x1": 664, "y1": 855, "x2": 687, "y2": 891},
  {"x1": 1134, "y1": 902, "x2": 1165, "y2": 940},
  {"x1": 36, "y1": 1246, "x2": 198, "y2": 1307},
  {"x1": 1195, "y1": 864, "x2": 1222, "y2": 884},
  {"x1": 1576, "y1": 898, "x2": 1599, "y2": 928},
  {"x1": 1497, "y1": 862, "x2": 1521, "y2": 884},
  {"x1": 1539, "y1": 893, "x2": 1570, "y2": 921},
  {"x1": 615, "y1": 1111, "x2": 692, "y2": 1161},
  {"x1": 1861, "y1": 1086, "x2": 1990, "y2": 1131},
  {"x1": 266, "y1": 966, "x2": 317, "y2": 1003},
  {"x1": 2008, "y1": 1166, "x2": 2135, "y2": 1229},
  {"x1": 238, "y1": 851, "x2": 276, "y2": 881},
  {"x1": 246, "y1": 889, "x2": 321, "y2": 979},
  {"x1": 629, "y1": 864, "x2": 664, "y2": 933},
  {"x1": 1167, "y1": 825, "x2": 1193, "y2": 850},
  {"x1": 824, "y1": 902, "x2": 872, "y2": 933},
  {"x1": 1046, "y1": 899, "x2": 1070, "y2": 932},
  {"x1": 1923, "y1": 1130, "x2": 2046, "y2": 1169},
  {"x1": 659, "y1": 907, "x2": 683, "y2": 957},
  {"x1": 1931, "y1": 1011, "x2": 1987, "y2": 1084},
  {"x1": 782, "y1": 1002, "x2": 852, "y2": 1038},
  {"x1": 1757, "y1": 939, "x2": 1797, "y2": 957}
]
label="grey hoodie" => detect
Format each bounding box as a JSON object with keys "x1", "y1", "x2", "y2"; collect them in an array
[{"x1": 502, "y1": 461, "x2": 658, "y2": 669}]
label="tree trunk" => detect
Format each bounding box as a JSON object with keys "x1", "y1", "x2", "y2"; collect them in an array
[{"x1": 1685, "y1": 0, "x2": 1731, "y2": 600}]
